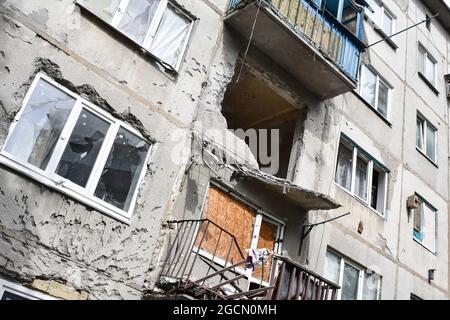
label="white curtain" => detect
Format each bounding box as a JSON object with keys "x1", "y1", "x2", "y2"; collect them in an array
[
  {"x1": 149, "y1": 5, "x2": 191, "y2": 69},
  {"x1": 336, "y1": 144, "x2": 353, "y2": 191},
  {"x1": 355, "y1": 157, "x2": 368, "y2": 200},
  {"x1": 118, "y1": 0, "x2": 160, "y2": 44}
]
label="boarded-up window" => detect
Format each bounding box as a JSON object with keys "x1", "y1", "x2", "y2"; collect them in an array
[
  {"x1": 197, "y1": 186, "x2": 256, "y2": 265},
  {"x1": 197, "y1": 186, "x2": 281, "y2": 283}
]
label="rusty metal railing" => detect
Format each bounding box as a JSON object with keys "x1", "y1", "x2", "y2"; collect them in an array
[
  {"x1": 159, "y1": 219, "x2": 255, "y2": 299},
  {"x1": 268, "y1": 255, "x2": 340, "y2": 300}
]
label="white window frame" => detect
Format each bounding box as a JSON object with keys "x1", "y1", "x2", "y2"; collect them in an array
[
  {"x1": 416, "y1": 112, "x2": 438, "y2": 165},
  {"x1": 418, "y1": 44, "x2": 437, "y2": 86},
  {"x1": 326, "y1": 250, "x2": 382, "y2": 300},
  {"x1": 413, "y1": 195, "x2": 438, "y2": 254},
  {"x1": 78, "y1": 0, "x2": 195, "y2": 72},
  {"x1": 365, "y1": 0, "x2": 396, "y2": 35},
  {"x1": 0, "y1": 279, "x2": 59, "y2": 300},
  {"x1": 0, "y1": 73, "x2": 153, "y2": 224},
  {"x1": 335, "y1": 138, "x2": 389, "y2": 217},
  {"x1": 359, "y1": 65, "x2": 392, "y2": 121}
]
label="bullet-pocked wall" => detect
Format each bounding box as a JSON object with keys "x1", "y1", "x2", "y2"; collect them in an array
[{"x1": 0, "y1": 0, "x2": 227, "y2": 299}]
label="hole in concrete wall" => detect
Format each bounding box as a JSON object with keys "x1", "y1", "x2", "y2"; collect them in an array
[{"x1": 221, "y1": 62, "x2": 302, "y2": 180}]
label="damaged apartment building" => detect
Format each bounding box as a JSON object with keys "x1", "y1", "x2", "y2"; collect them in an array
[{"x1": 0, "y1": 0, "x2": 449, "y2": 300}]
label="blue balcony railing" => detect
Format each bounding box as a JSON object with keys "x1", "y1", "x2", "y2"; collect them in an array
[{"x1": 227, "y1": 0, "x2": 365, "y2": 83}]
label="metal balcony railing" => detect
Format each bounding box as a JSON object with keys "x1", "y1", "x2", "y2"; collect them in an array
[
  {"x1": 226, "y1": 0, "x2": 364, "y2": 83},
  {"x1": 268, "y1": 255, "x2": 340, "y2": 300},
  {"x1": 159, "y1": 219, "x2": 339, "y2": 300}
]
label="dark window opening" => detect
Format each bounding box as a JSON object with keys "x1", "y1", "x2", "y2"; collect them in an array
[{"x1": 221, "y1": 62, "x2": 303, "y2": 180}]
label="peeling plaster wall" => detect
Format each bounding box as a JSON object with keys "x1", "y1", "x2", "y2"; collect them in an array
[{"x1": 0, "y1": 0, "x2": 225, "y2": 299}]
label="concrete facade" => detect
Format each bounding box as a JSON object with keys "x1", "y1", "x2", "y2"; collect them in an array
[{"x1": 0, "y1": 0, "x2": 449, "y2": 300}]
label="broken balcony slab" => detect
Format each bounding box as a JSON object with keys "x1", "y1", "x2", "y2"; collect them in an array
[
  {"x1": 225, "y1": 0, "x2": 366, "y2": 100},
  {"x1": 230, "y1": 164, "x2": 341, "y2": 211}
]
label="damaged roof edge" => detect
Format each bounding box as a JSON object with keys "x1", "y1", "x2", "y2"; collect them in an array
[{"x1": 236, "y1": 165, "x2": 341, "y2": 211}]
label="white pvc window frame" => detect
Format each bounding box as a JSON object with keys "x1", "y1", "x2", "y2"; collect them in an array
[
  {"x1": 418, "y1": 44, "x2": 437, "y2": 86},
  {"x1": 416, "y1": 112, "x2": 438, "y2": 165},
  {"x1": 335, "y1": 138, "x2": 389, "y2": 217},
  {"x1": 359, "y1": 65, "x2": 392, "y2": 121},
  {"x1": 78, "y1": 0, "x2": 195, "y2": 72},
  {"x1": 365, "y1": 0, "x2": 396, "y2": 36},
  {"x1": 0, "y1": 73, "x2": 153, "y2": 224},
  {"x1": 413, "y1": 195, "x2": 438, "y2": 254},
  {"x1": 0, "y1": 279, "x2": 58, "y2": 300},
  {"x1": 326, "y1": 250, "x2": 382, "y2": 301}
]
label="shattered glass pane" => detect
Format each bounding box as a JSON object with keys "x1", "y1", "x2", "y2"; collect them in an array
[
  {"x1": 82, "y1": 0, "x2": 121, "y2": 23},
  {"x1": 56, "y1": 108, "x2": 110, "y2": 188},
  {"x1": 94, "y1": 127, "x2": 150, "y2": 211},
  {"x1": 4, "y1": 79, "x2": 75, "y2": 170},
  {"x1": 118, "y1": 0, "x2": 160, "y2": 44}
]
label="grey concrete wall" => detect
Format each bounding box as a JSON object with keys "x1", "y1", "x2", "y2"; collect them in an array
[
  {"x1": 0, "y1": 0, "x2": 227, "y2": 299},
  {"x1": 301, "y1": 0, "x2": 450, "y2": 299},
  {"x1": 0, "y1": 0, "x2": 448, "y2": 300}
]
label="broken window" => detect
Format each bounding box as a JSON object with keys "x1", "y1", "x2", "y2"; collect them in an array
[
  {"x1": 335, "y1": 137, "x2": 388, "y2": 216},
  {"x1": 413, "y1": 196, "x2": 438, "y2": 253},
  {"x1": 359, "y1": 65, "x2": 391, "y2": 120},
  {"x1": 94, "y1": 127, "x2": 150, "y2": 211},
  {"x1": 221, "y1": 62, "x2": 301, "y2": 180},
  {"x1": 416, "y1": 112, "x2": 437, "y2": 163},
  {"x1": 324, "y1": 249, "x2": 382, "y2": 300},
  {"x1": 4, "y1": 79, "x2": 74, "y2": 170},
  {"x1": 78, "y1": 0, "x2": 194, "y2": 71},
  {"x1": 0, "y1": 74, "x2": 152, "y2": 222},
  {"x1": 56, "y1": 108, "x2": 110, "y2": 188}
]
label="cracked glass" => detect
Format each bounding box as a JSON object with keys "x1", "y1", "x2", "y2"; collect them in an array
[
  {"x1": 56, "y1": 108, "x2": 110, "y2": 188},
  {"x1": 4, "y1": 79, "x2": 75, "y2": 170},
  {"x1": 94, "y1": 127, "x2": 150, "y2": 211}
]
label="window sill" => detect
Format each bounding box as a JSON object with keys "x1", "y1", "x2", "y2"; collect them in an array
[
  {"x1": 0, "y1": 154, "x2": 132, "y2": 225},
  {"x1": 334, "y1": 182, "x2": 386, "y2": 220},
  {"x1": 373, "y1": 26, "x2": 398, "y2": 51},
  {"x1": 413, "y1": 237, "x2": 437, "y2": 255},
  {"x1": 418, "y1": 72, "x2": 440, "y2": 96},
  {"x1": 416, "y1": 146, "x2": 439, "y2": 168},
  {"x1": 353, "y1": 90, "x2": 392, "y2": 127}
]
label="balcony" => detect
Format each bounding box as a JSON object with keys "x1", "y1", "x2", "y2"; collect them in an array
[
  {"x1": 225, "y1": 0, "x2": 367, "y2": 100},
  {"x1": 158, "y1": 220, "x2": 339, "y2": 300}
]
